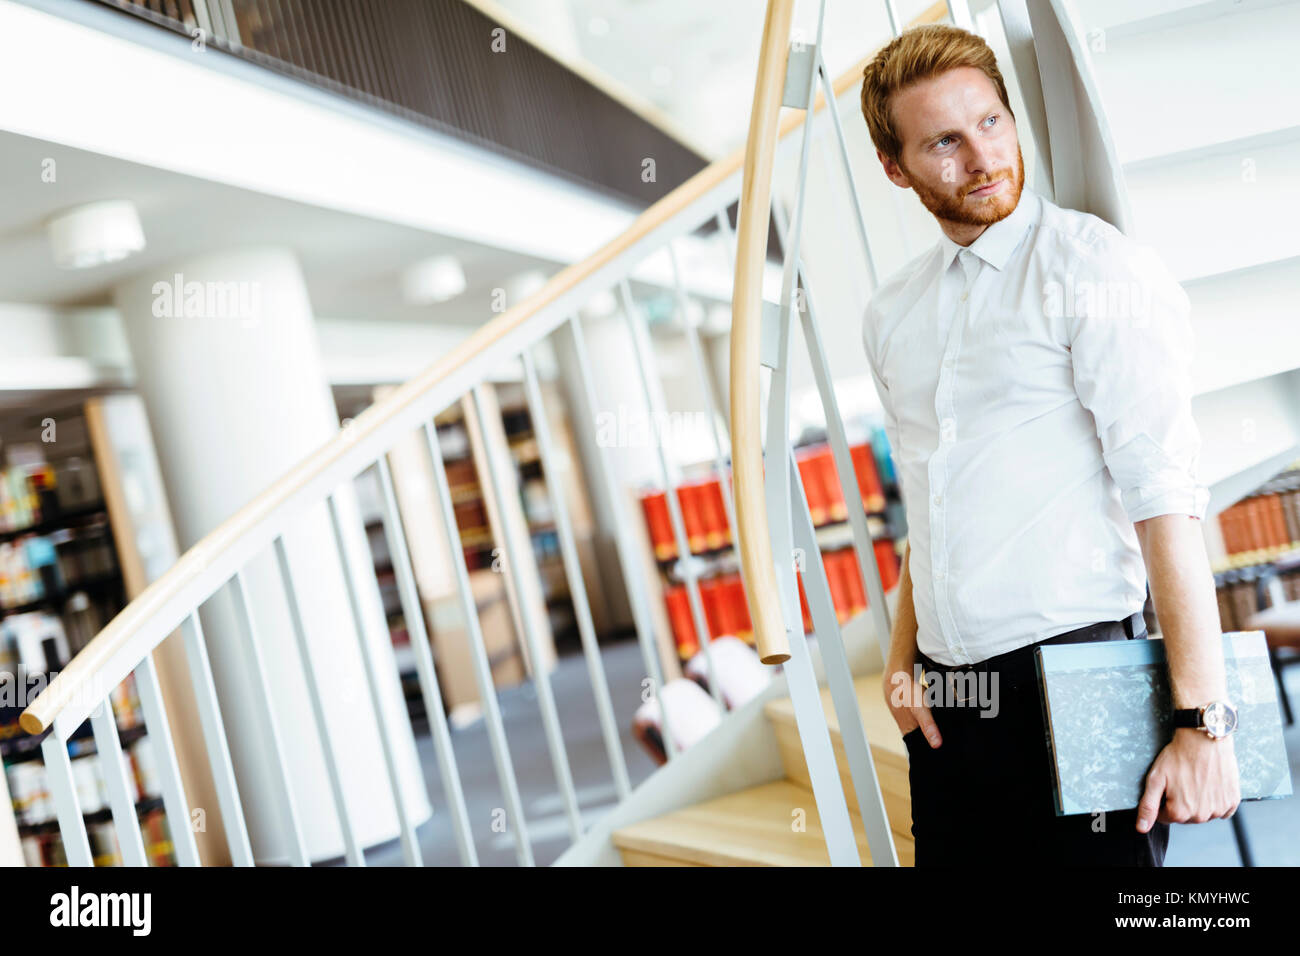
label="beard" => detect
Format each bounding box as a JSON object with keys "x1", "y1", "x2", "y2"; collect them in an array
[{"x1": 903, "y1": 144, "x2": 1025, "y2": 227}]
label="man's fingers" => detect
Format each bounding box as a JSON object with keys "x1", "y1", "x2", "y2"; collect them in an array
[
  {"x1": 912, "y1": 706, "x2": 942, "y2": 747},
  {"x1": 1136, "y1": 772, "x2": 1165, "y2": 833}
]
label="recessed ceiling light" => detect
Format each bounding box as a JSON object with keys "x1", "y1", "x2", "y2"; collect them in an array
[
  {"x1": 401, "y1": 254, "x2": 466, "y2": 304},
  {"x1": 46, "y1": 200, "x2": 146, "y2": 270}
]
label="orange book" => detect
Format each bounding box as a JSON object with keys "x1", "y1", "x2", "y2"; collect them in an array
[
  {"x1": 1218, "y1": 506, "x2": 1239, "y2": 555},
  {"x1": 640, "y1": 490, "x2": 675, "y2": 561},
  {"x1": 664, "y1": 584, "x2": 698, "y2": 658},
  {"x1": 701, "y1": 477, "x2": 729, "y2": 550},
  {"x1": 678, "y1": 482, "x2": 709, "y2": 554},
  {"x1": 816, "y1": 448, "x2": 847, "y2": 522},
  {"x1": 851, "y1": 442, "x2": 886, "y2": 513},
  {"x1": 1244, "y1": 497, "x2": 1268, "y2": 551}
]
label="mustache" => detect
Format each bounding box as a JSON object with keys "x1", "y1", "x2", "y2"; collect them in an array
[{"x1": 964, "y1": 176, "x2": 1008, "y2": 196}]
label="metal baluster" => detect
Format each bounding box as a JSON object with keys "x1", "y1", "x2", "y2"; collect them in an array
[
  {"x1": 228, "y1": 569, "x2": 311, "y2": 866},
  {"x1": 470, "y1": 383, "x2": 584, "y2": 843},
  {"x1": 883, "y1": 0, "x2": 901, "y2": 36},
  {"x1": 617, "y1": 279, "x2": 724, "y2": 709},
  {"x1": 765, "y1": 0, "x2": 860, "y2": 864},
  {"x1": 90, "y1": 697, "x2": 148, "y2": 867},
  {"x1": 565, "y1": 314, "x2": 678, "y2": 759},
  {"x1": 326, "y1": 494, "x2": 425, "y2": 867},
  {"x1": 946, "y1": 0, "x2": 975, "y2": 31},
  {"x1": 133, "y1": 654, "x2": 201, "y2": 866},
  {"x1": 179, "y1": 612, "x2": 254, "y2": 865},
  {"x1": 273, "y1": 536, "x2": 365, "y2": 866},
  {"x1": 521, "y1": 349, "x2": 632, "y2": 799},
  {"x1": 813, "y1": 55, "x2": 880, "y2": 289},
  {"x1": 770, "y1": 200, "x2": 893, "y2": 661},
  {"x1": 423, "y1": 417, "x2": 534, "y2": 865},
  {"x1": 789, "y1": 449, "x2": 899, "y2": 866},
  {"x1": 42, "y1": 734, "x2": 93, "y2": 867},
  {"x1": 374, "y1": 454, "x2": 478, "y2": 866},
  {"x1": 666, "y1": 240, "x2": 747, "y2": 601}
]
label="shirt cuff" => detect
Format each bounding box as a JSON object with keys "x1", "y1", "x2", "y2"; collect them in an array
[{"x1": 1123, "y1": 484, "x2": 1211, "y2": 523}]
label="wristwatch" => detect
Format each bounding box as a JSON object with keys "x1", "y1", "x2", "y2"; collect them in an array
[{"x1": 1173, "y1": 700, "x2": 1238, "y2": 739}]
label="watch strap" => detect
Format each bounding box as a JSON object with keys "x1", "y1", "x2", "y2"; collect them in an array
[{"x1": 1172, "y1": 708, "x2": 1202, "y2": 729}]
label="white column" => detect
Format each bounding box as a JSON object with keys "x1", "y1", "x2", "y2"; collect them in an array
[{"x1": 113, "y1": 247, "x2": 430, "y2": 864}]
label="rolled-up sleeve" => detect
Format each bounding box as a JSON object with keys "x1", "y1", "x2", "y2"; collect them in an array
[{"x1": 1067, "y1": 237, "x2": 1210, "y2": 523}]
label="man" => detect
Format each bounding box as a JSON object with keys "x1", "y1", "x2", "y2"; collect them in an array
[{"x1": 859, "y1": 24, "x2": 1240, "y2": 866}]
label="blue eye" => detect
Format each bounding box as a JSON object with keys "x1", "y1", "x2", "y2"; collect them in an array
[
  {"x1": 983, "y1": 114, "x2": 998, "y2": 127},
  {"x1": 936, "y1": 136, "x2": 953, "y2": 148}
]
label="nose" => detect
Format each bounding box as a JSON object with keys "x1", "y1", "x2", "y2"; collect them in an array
[{"x1": 964, "y1": 136, "x2": 996, "y2": 178}]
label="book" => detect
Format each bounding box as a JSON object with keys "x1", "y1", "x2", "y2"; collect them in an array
[{"x1": 1035, "y1": 630, "x2": 1292, "y2": 816}]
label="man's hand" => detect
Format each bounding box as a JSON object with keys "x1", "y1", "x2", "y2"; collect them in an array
[
  {"x1": 1136, "y1": 728, "x2": 1241, "y2": 832},
  {"x1": 883, "y1": 657, "x2": 943, "y2": 748}
]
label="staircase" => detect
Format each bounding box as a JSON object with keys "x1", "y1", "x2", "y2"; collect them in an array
[
  {"x1": 13, "y1": 0, "x2": 1296, "y2": 868},
  {"x1": 613, "y1": 673, "x2": 915, "y2": 866}
]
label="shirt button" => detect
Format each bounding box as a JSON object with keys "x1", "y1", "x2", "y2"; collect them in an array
[
  {"x1": 933, "y1": 494, "x2": 943, "y2": 506},
  {"x1": 935, "y1": 569, "x2": 946, "y2": 580},
  {"x1": 960, "y1": 292, "x2": 969, "y2": 302},
  {"x1": 943, "y1": 357, "x2": 954, "y2": 368}
]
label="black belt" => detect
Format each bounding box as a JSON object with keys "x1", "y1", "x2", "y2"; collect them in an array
[{"x1": 916, "y1": 611, "x2": 1147, "y2": 708}]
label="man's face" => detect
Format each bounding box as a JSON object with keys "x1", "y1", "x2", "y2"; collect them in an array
[{"x1": 878, "y1": 66, "x2": 1023, "y2": 229}]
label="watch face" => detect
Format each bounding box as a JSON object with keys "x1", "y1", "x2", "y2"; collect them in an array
[{"x1": 1204, "y1": 702, "x2": 1238, "y2": 738}]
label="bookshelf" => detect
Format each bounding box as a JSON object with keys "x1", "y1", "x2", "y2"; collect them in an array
[
  {"x1": 635, "y1": 427, "x2": 907, "y2": 662},
  {"x1": 0, "y1": 400, "x2": 178, "y2": 866}
]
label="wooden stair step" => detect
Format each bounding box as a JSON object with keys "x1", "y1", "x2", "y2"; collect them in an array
[
  {"x1": 613, "y1": 779, "x2": 914, "y2": 866},
  {"x1": 763, "y1": 671, "x2": 914, "y2": 842}
]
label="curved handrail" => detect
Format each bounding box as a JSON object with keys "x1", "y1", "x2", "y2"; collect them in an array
[
  {"x1": 20, "y1": 24, "x2": 911, "y2": 736},
  {"x1": 730, "y1": 0, "x2": 795, "y2": 664}
]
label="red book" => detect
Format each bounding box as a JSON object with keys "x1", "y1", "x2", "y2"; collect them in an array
[
  {"x1": 844, "y1": 548, "x2": 868, "y2": 615},
  {"x1": 851, "y1": 442, "x2": 886, "y2": 513},
  {"x1": 724, "y1": 573, "x2": 752, "y2": 641},
  {"x1": 796, "y1": 573, "x2": 812, "y2": 632},
  {"x1": 700, "y1": 576, "x2": 726, "y2": 639},
  {"x1": 875, "y1": 538, "x2": 900, "y2": 592},
  {"x1": 823, "y1": 549, "x2": 851, "y2": 622},
  {"x1": 640, "y1": 490, "x2": 676, "y2": 561}
]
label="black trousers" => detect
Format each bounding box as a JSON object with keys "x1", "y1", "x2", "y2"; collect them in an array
[{"x1": 906, "y1": 612, "x2": 1171, "y2": 867}]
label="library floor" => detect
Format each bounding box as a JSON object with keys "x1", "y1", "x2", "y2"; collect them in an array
[{"x1": 364, "y1": 639, "x2": 1300, "y2": 867}]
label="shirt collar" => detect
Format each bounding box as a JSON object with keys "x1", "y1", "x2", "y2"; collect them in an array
[{"x1": 939, "y1": 186, "x2": 1040, "y2": 273}]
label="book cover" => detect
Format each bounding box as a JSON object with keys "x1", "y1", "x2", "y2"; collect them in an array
[{"x1": 1035, "y1": 631, "x2": 1292, "y2": 816}]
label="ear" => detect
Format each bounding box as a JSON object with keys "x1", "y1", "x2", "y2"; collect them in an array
[{"x1": 877, "y1": 149, "x2": 912, "y2": 190}]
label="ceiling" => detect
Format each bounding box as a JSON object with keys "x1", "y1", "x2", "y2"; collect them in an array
[
  {"x1": 0, "y1": 129, "x2": 560, "y2": 326},
  {"x1": 490, "y1": 0, "x2": 941, "y2": 159}
]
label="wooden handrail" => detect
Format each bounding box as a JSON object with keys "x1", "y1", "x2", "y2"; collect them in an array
[
  {"x1": 731, "y1": 0, "x2": 796, "y2": 664},
  {"x1": 729, "y1": 0, "x2": 947, "y2": 664},
  {"x1": 21, "y1": 3, "x2": 944, "y2": 735}
]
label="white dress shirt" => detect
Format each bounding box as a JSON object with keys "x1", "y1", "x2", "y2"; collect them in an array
[{"x1": 862, "y1": 186, "x2": 1210, "y2": 666}]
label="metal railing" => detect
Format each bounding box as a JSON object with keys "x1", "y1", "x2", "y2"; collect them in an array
[{"x1": 18, "y1": 3, "x2": 941, "y2": 864}]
